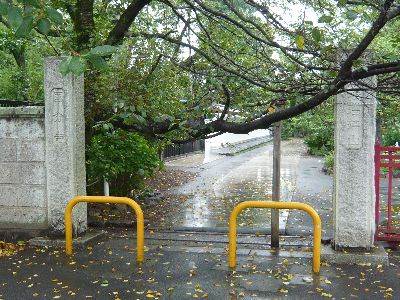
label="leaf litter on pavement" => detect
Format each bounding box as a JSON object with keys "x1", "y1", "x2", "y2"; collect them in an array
[{"x1": 1, "y1": 141, "x2": 400, "y2": 299}]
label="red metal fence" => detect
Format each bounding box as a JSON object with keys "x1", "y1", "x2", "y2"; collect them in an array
[{"x1": 375, "y1": 142, "x2": 400, "y2": 242}]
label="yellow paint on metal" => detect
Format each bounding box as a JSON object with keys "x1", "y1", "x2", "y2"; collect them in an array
[
  {"x1": 65, "y1": 196, "x2": 144, "y2": 263},
  {"x1": 229, "y1": 201, "x2": 321, "y2": 273}
]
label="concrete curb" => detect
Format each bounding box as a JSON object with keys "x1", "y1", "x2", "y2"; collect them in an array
[
  {"x1": 146, "y1": 230, "x2": 388, "y2": 266},
  {"x1": 160, "y1": 243, "x2": 388, "y2": 266},
  {"x1": 172, "y1": 225, "x2": 286, "y2": 234},
  {"x1": 163, "y1": 150, "x2": 205, "y2": 162},
  {"x1": 215, "y1": 137, "x2": 272, "y2": 155}
]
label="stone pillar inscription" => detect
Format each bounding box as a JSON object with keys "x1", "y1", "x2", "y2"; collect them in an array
[
  {"x1": 333, "y1": 75, "x2": 377, "y2": 249},
  {"x1": 45, "y1": 57, "x2": 87, "y2": 236}
]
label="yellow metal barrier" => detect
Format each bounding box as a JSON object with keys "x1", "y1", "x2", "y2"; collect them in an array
[
  {"x1": 229, "y1": 201, "x2": 321, "y2": 273},
  {"x1": 65, "y1": 196, "x2": 144, "y2": 263}
]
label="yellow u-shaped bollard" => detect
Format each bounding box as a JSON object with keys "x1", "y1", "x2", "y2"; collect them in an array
[
  {"x1": 229, "y1": 201, "x2": 321, "y2": 273},
  {"x1": 65, "y1": 196, "x2": 144, "y2": 263}
]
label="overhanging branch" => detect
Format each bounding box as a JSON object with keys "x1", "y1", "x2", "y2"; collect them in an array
[{"x1": 106, "y1": 0, "x2": 152, "y2": 45}]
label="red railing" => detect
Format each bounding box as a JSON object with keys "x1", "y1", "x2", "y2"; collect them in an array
[{"x1": 375, "y1": 142, "x2": 400, "y2": 242}]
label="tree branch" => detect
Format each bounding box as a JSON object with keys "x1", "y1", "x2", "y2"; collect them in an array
[
  {"x1": 219, "y1": 84, "x2": 231, "y2": 121},
  {"x1": 106, "y1": 0, "x2": 152, "y2": 45},
  {"x1": 135, "y1": 32, "x2": 288, "y2": 92},
  {"x1": 144, "y1": 54, "x2": 163, "y2": 81},
  {"x1": 388, "y1": 4, "x2": 400, "y2": 20},
  {"x1": 338, "y1": 0, "x2": 395, "y2": 78},
  {"x1": 351, "y1": 63, "x2": 400, "y2": 80}
]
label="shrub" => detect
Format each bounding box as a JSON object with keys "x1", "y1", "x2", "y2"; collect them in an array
[
  {"x1": 304, "y1": 122, "x2": 334, "y2": 156},
  {"x1": 382, "y1": 126, "x2": 400, "y2": 146},
  {"x1": 323, "y1": 151, "x2": 334, "y2": 175},
  {"x1": 281, "y1": 116, "x2": 309, "y2": 140},
  {"x1": 282, "y1": 111, "x2": 334, "y2": 156},
  {"x1": 87, "y1": 129, "x2": 161, "y2": 196}
]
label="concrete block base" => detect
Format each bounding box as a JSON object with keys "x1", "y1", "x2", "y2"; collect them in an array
[
  {"x1": 29, "y1": 229, "x2": 106, "y2": 249},
  {"x1": 321, "y1": 244, "x2": 388, "y2": 266},
  {"x1": 0, "y1": 229, "x2": 47, "y2": 241},
  {"x1": 236, "y1": 245, "x2": 388, "y2": 266}
]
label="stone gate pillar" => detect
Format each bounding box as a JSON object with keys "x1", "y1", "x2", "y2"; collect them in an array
[
  {"x1": 333, "y1": 74, "x2": 377, "y2": 249},
  {"x1": 45, "y1": 57, "x2": 87, "y2": 236}
]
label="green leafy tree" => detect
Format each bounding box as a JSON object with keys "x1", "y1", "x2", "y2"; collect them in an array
[
  {"x1": 0, "y1": 0, "x2": 399, "y2": 140},
  {"x1": 124, "y1": 0, "x2": 400, "y2": 139}
]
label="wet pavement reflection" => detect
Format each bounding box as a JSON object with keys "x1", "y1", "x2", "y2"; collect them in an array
[{"x1": 164, "y1": 139, "x2": 306, "y2": 231}]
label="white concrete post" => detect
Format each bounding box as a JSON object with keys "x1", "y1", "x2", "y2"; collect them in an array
[
  {"x1": 333, "y1": 73, "x2": 377, "y2": 249},
  {"x1": 104, "y1": 178, "x2": 110, "y2": 196},
  {"x1": 45, "y1": 57, "x2": 87, "y2": 236}
]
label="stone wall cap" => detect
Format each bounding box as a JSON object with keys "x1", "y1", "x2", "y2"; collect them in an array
[
  {"x1": 335, "y1": 101, "x2": 376, "y2": 105},
  {"x1": 0, "y1": 106, "x2": 45, "y2": 117}
]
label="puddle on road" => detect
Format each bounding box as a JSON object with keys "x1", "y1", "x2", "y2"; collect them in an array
[
  {"x1": 177, "y1": 179, "x2": 295, "y2": 230},
  {"x1": 180, "y1": 181, "x2": 275, "y2": 229}
]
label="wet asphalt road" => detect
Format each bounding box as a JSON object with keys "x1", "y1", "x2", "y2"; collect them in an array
[
  {"x1": 163, "y1": 139, "x2": 304, "y2": 233},
  {"x1": 165, "y1": 139, "x2": 336, "y2": 240},
  {"x1": 1, "y1": 230, "x2": 400, "y2": 299},
  {"x1": 164, "y1": 139, "x2": 400, "y2": 241},
  {"x1": 286, "y1": 157, "x2": 333, "y2": 240}
]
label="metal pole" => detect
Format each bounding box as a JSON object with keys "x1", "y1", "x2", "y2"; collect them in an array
[
  {"x1": 229, "y1": 200, "x2": 321, "y2": 273},
  {"x1": 271, "y1": 120, "x2": 281, "y2": 247},
  {"x1": 65, "y1": 196, "x2": 145, "y2": 263}
]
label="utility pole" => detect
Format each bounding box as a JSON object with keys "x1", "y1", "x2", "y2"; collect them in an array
[{"x1": 271, "y1": 98, "x2": 286, "y2": 248}]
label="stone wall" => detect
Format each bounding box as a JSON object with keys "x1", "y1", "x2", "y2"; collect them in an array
[
  {"x1": 0, "y1": 57, "x2": 86, "y2": 238},
  {"x1": 0, "y1": 106, "x2": 47, "y2": 231}
]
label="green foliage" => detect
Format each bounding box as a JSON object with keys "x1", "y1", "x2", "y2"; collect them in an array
[
  {"x1": 86, "y1": 129, "x2": 161, "y2": 196},
  {"x1": 90, "y1": 45, "x2": 118, "y2": 56},
  {"x1": 323, "y1": 151, "x2": 334, "y2": 175},
  {"x1": 0, "y1": 0, "x2": 399, "y2": 143},
  {"x1": 282, "y1": 102, "x2": 334, "y2": 156},
  {"x1": 93, "y1": 38, "x2": 195, "y2": 141},
  {"x1": 1, "y1": 1, "x2": 117, "y2": 76},
  {"x1": 295, "y1": 35, "x2": 305, "y2": 49},
  {"x1": 0, "y1": 1, "x2": 63, "y2": 38},
  {"x1": 382, "y1": 126, "x2": 400, "y2": 146},
  {"x1": 0, "y1": 24, "x2": 50, "y2": 100},
  {"x1": 60, "y1": 46, "x2": 118, "y2": 76},
  {"x1": 7, "y1": 7, "x2": 23, "y2": 30},
  {"x1": 15, "y1": 16, "x2": 33, "y2": 37},
  {"x1": 304, "y1": 123, "x2": 334, "y2": 156},
  {"x1": 311, "y1": 28, "x2": 322, "y2": 43},
  {"x1": 60, "y1": 56, "x2": 87, "y2": 76},
  {"x1": 318, "y1": 15, "x2": 334, "y2": 23},
  {"x1": 46, "y1": 8, "x2": 63, "y2": 25},
  {"x1": 282, "y1": 116, "x2": 309, "y2": 140},
  {"x1": 36, "y1": 18, "x2": 50, "y2": 35}
]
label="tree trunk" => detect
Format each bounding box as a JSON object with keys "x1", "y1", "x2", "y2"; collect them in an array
[{"x1": 11, "y1": 46, "x2": 29, "y2": 100}]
